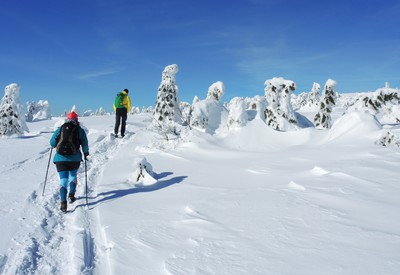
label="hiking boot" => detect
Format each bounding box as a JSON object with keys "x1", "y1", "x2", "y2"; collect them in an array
[
  {"x1": 68, "y1": 193, "x2": 76, "y2": 203},
  {"x1": 60, "y1": 201, "x2": 67, "y2": 212}
]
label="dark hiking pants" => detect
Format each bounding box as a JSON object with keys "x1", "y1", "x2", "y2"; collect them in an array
[{"x1": 114, "y1": 108, "x2": 128, "y2": 136}]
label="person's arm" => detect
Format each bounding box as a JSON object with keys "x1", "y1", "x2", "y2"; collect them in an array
[
  {"x1": 50, "y1": 128, "x2": 61, "y2": 148},
  {"x1": 79, "y1": 127, "x2": 89, "y2": 156},
  {"x1": 127, "y1": 96, "x2": 132, "y2": 112}
]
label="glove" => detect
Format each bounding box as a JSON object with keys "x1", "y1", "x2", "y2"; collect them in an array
[{"x1": 84, "y1": 152, "x2": 89, "y2": 161}]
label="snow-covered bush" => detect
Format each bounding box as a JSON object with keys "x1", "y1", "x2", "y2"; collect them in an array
[
  {"x1": 206, "y1": 81, "x2": 225, "y2": 101},
  {"x1": 83, "y1": 110, "x2": 94, "y2": 116},
  {"x1": 70, "y1": 105, "x2": 79, "y2": 116},
  {"x1": 244, "y1": 95, "x2": 267, "y2": 120},
  {"x1": 141, "y1": 106, "x2": 154, "y2": 113},
  {"x1": 314, "y1": 79, "x2": 337, "y2": 129},
  {"x1": 179, "y1": 101, "x2": 192, "y2": 126},
  {"x1": 227, "y1": 97, "x2": 248, "y2": 129},
  {"x1": 26, "y1": 100, "x2": 51, "y2": 122},
  {"x1": 264, "y1": 77, "x2": 297, "y2": 131},
  {"x1": 346, "y1": 86, "x2": 400, "y2": 123},
  {"x1": 376, "y1": 131, "x2": 400, "y2": 147},
  {"x1": 154, "y1": 64, "x2": 182, "y2": 125},
  {"x1": 130, "y1": 106, "x2": 140, "y2": 115},
  {"x1": 95, "y1": 107, "x2": 107, "y2": 116},
  {"x1": 132, "y1": 157, "x2": 157, "y2": 186},
  {"x1": 309, "y1": 82, "x2": 321, "y2": 106},
  {"x1": 293, "y1": 83, "x2": 321, "y2": 111},
  {"x1": 189, "y1": 83, "x2": 228, "y2": 134},
  {"x1": 0, "y1": 83, "x2": 29, "y2": 136}
]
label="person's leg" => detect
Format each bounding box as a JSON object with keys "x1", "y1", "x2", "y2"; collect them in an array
[
  {"x1": 68, "y1": 169, "x2": 78, "y2": 202},
  {"x1": 58, "y1": 170, "x2": 68, "y2": 211},
  {"x1": 114, "y1": 111, "x2": 121, "y2": 135},
  {"x1": 59, "y1": 171, "x2": 69, "y2": 202},
  {"x1": 121, "y1": 109, "x2": 128, "y2": 136}
]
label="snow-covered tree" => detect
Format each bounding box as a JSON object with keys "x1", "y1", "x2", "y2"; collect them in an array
[
  {"x1": 309, "y1": 82, "x2": 321, "y2": 106},
  {"x1": 130, "y1": 106, "x2": 140, "y2": 115},
  {"x1": 0, "y1": 83, "x2": 29, "y2": 136},
  {"x1": 83, "y1": 110, "x2": 94, "y2": 116},
  {"x1": 190, "y1": 84, "x2": 228, "y2": 134},
  {"x1": 376, "y1": 131, "x2": 400, "y2": 147},
  {"x1": 206, "y1": 81, "x2": 225, "y2": 101},
  {"x1": 292, "y1": 82, "x2": 321, "y2": 111},
  {"x1": 26, "y1": 100, "x2": 51, "y2": 122},
  {"x1": 153, "y1": 64, "x2": 182, "y2": 125},
  {"x1": 314, "y1": 79, "x2": 337, "y2": 129},
  {"x1": 264, "y1": 77, "x2": 297, "y2": 131},
  {"x1": 245, "y1": 95, "x2": 267, "y2": 120},
  {"x1": 70, "y1": 105, "x2": 79, "y2": 116},
  {"x1": 227, "y1": 97, "x2": 248, "y2": 129},
  {"x1": 95, "y1": 107, "x2": 107, "y2": 116}
]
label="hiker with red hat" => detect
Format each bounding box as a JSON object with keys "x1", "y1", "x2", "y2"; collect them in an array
[{"x1": 50, "y1": 111, "x2": 89, "y2": 212}]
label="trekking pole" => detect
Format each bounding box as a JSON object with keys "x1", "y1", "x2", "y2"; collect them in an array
[
  {"x1": 85, "y1": 159, "x2": 88, "y2": 205},
  {"x1": 42, "y1": 147, "x2": 53, "y2": 196}
]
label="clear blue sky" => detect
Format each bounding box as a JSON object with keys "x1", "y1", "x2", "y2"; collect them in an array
[{"x1": 1, "y1": 0, "x2": 399, "y2": 114}]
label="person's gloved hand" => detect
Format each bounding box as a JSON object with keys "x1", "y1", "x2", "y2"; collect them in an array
[{"x1": 84, "y1": 152, "x2": 89, "y2": 161}]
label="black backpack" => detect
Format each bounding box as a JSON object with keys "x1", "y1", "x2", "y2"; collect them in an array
[{"x1": 56, "y1": 122, "x2": 80, "y2": 155}]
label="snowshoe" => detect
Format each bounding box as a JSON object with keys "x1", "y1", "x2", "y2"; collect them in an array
[{"x1": 60, "y1": 201, "x2": 67, "y2": 213}]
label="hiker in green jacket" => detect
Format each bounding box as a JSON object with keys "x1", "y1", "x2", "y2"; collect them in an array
[{"x1": 113, "y1": 89, "x2": 132, "y2": 137}]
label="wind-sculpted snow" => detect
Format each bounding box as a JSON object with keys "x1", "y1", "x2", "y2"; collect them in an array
[{"x1": 0, "y1": 111, "x2": 400, "y2": 274}]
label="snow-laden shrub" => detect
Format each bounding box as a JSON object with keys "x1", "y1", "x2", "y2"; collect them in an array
[
  {"x1": 83, "y1": 110, "x2": 94, "y2": 117},
  {"x1": 26, "y1": 100, "x2": 51, "y2": 122},
  {"x1": 154, "y1": 64, "x2": 182, "y2": 125},
  {"x1": 141, "y1": 106, "x2": 154, "y2": 113},
  {"x1": 295, "y1": 82, "x2": 321, "y2": 110},
  {"x1": 70, "y1": 105, "x2": 79, "y2": 116},
  {"x1": 190, "y1": 99, "x2": 228, "y2": 134},
  {"x1": 244, "y1": 95, "x2": 267, "y2": 121},
  {"x1": 206, "y1": 81, "x2": 225, "y2": 101},
  {"x1": 376, "y1": 131, "x2": 400, "y2": 147},
  {"x1": 346, "y1": 86, "x2": 400, "y2": 123},
  {"x1": 180, "y1": 101, "x2": 192, "y2": 126},
  {"x1": 95, "y1": 107, "x2": 107, "y2": 116},
  {"x1": 130, "y1": 106, "x2": 140, "y2": 115},
  {"x1": 264, "y1": 77, "x2": 297, "y2": 131},
  {"x1": 132, "y1": 157, "x2": 157, "y2": 186},
  {"x1": 314, "y1": 79, "x2": 337, "y2": 129},
  {"x1": 0, "y1": 83, "x2": 29, "y2": 136},
  {"x1": 227, "y1": 97, "x2": 248, "y2": 129}
]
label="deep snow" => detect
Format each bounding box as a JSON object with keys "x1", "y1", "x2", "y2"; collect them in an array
[{"x1": 0, "y1": 106, "x2": 400, "y2": 274}]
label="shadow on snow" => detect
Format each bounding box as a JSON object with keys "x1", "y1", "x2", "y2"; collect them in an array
[{"x1": 75, "y1": 172, "x2": 187, "y2": 210}]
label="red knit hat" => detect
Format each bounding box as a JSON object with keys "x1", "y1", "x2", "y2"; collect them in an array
[{"x1": 67, "y1": 112, "x2": 78, "y2": 120}]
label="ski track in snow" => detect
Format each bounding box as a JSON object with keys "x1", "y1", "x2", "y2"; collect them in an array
[{"x1": 2, "y1": 130, "x2": 134, "y2": 274}]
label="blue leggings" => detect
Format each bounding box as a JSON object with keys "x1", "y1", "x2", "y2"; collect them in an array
[{"x1": 58, "y1": 170, "x2": 78, "y2": 201}]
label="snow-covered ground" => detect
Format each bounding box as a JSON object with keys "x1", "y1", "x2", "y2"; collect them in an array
[{"x1": 1, "y1": 106, "x2": 400, "y2": 274}]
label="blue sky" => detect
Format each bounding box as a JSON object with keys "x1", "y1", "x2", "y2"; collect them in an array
[{"x1": 1, "y1": 0, "x2": 399, "y2": 114}]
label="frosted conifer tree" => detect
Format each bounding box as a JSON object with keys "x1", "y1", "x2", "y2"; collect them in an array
[
  {"x1": 206, "y1": 81, "x2": 225, "y2": 101},
  {"x1": 264, "y1": 77, "x2": 297, "y2": 131},
  {"x1": 26, "y1": 100, "x2": 51, "y2": 122},
  {"x1": 309, "y1": 82, "x2": 321, "y2": 106},
  {"x1": 314, "y1": 79, "x2": 337, "y2": 129},
  {"x1": 70, "y1": 105, "x2": 79, "y2": 115},
  {"x1": 0, "y1": 83, "x2": 29, "y2": 136},
  {"x1": 95, "y1": 107, "x2": 107, "y2": 116},
  {"x1": 154, "y1": 64, "x2": 182, "y2": 125},
  {"x1": 190, "y1": 83, "x2": 228, "y2": 134},
  {"x1": 227, "y1": 97, "x2": 248, "y2": 129}
]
